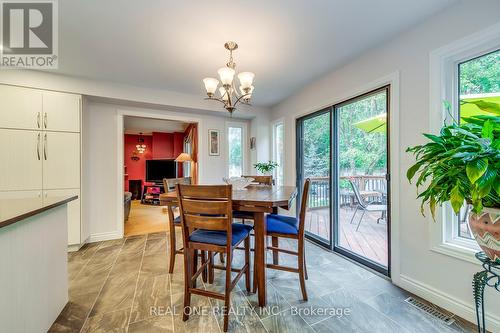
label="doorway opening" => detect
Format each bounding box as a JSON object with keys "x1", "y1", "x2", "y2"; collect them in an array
[{"x1": 123, "y1": 116, "x2": 195, "y2": 237}]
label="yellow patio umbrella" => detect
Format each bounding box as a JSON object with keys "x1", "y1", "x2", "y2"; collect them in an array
[{"x1": 353, "y1": 113, "x2": 387, "y2": 133}]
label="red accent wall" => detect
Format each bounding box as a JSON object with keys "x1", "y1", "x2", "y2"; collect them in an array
[{"x1": 124, "y1": 132, "x2": 185, "y2": 191}]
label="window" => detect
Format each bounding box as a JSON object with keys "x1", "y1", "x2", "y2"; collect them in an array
[
  {"x1": 272, "y1": 121, "x2": 284, "y2": 186},
  {"x1": 429, "y1": 25, "x2": 500, "y2": 259},
  {"x1": 227, "y1": 124, "x2": 245, "y2": 177},
  {"x1": 457, "y1": 49, "x2": 499, "y2": 240}
]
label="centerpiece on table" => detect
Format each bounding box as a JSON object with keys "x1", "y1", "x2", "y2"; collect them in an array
[{"x1": 406, "y1": 104, "x2": 499, "y2": 263}]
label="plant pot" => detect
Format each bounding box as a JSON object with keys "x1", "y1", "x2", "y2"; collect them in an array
[{"x1": 468, "y1": 207, "x2": 500, "y2": 263}]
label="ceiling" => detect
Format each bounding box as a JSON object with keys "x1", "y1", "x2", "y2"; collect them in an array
[
  {"x1": 124, "y1": 116, "x2": 190, "y2": 135},
  {"x1": 56, "y1": 0, "x2": 456, "y2": 107}
]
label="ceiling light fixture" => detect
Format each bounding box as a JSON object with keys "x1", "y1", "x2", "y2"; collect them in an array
[
  {"x1": 203, "y1": 41, "x2": 255, "y2": 115},
  {"x1": 136, "y1": 132, "x2": 146, "y2": 154}
]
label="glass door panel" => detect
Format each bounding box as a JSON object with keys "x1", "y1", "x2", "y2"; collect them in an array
[
  {"x1": 299, "y1": 111, "x2": 331, "y2": 245},
  {"x1": 335, "y1": 88, "x2": 389, "y2": 270}
]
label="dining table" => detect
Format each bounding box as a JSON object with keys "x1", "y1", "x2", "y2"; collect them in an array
[{"x1": 159, "y1": 184, "x2": 297, "y2": 307}]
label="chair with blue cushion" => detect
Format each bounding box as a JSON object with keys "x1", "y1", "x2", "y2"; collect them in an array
[
  {"x1": 261, "y1": 178, "x2": 310, "y2": 301},
  {"x1": 177, "y1": 184, "x2": 252, "y2": 332}
]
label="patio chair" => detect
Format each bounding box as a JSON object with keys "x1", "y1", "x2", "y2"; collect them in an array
[{"x1": 349, "y1": 180, "x2": 387, "y2": 231}]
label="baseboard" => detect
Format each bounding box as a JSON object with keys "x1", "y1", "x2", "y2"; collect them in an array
[
  {"x1": 88, "y1": 231, "x2": 123, "y2": 243},
  {"x1": 398, "y1": 274, "x2": 500, "y2": 332}
]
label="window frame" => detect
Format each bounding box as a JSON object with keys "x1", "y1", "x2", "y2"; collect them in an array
[
  {"x1": 226, "y1": 121, "x2": 248, "y2": 178},
  {"x1": 272, "y1": 119, "x2": 285, "y2": 186},
  {"x1": 428, "y1": 24, "x2": 500, "y2": 264}
]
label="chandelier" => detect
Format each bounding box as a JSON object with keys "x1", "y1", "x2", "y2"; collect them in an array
[
  {"x1": 203, "y1": 41, "x2": 255, "y2": 114},
  {"x1": 136, "y1": 133, "x2": 146, "y2": 154}
]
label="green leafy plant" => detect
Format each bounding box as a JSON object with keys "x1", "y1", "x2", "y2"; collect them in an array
[
  {"x1": 406, "y1": 106, "x2": 500, "y2": 220},
  {"x1": 254, "y1": 161, "x2": 279, "y2": 174}
]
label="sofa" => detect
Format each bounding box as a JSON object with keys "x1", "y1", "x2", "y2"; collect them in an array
[{"x1": 124, "y1": 192, "x2": 132, "y2": 222}]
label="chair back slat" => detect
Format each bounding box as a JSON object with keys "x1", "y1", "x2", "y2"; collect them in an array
[
  {"x1": 183, "y1": 215, "x2": 228, "y2": 231},
  {"x1": 181, "y1": 199, "x2": 229, "y2": 215},
  {"x1": 298, "y1": 178, "x2": 311, "y2": 237},
  {"x1": 176, "y1": 184, "x2": 233, "y2": 248},
  {"x1": 178, "y1": 184, "x2": 231, "y2": 199},
  {"x1": 164, "y1": 177, "x2": 192, "y2": 193},
  {"x1": 242, "y1": 175, "x2": 273, "y2": 185}
]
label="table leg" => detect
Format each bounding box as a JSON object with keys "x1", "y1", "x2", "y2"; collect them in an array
[{"x1": 253, "y1": 211, "x2": 267, "y2": 307}]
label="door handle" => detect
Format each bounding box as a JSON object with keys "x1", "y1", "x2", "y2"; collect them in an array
[
  {"x1": 37, "y1": 112, "x2": 41, "y2": 128},
  {"x1": 43, "y1": 112, "x2": 47, "y2": 128},
  {"x1": 44, "y1": 133, "x2": 47, "y2": 160},
  {"x1": 37, "y1": 133, "x2": 41, "y2": 160}
]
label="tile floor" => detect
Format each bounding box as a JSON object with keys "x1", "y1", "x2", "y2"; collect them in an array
[{"x1": 49, "y1": 231, "x2": 478, "y2": 333}]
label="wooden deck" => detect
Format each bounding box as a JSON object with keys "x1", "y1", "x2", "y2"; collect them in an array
[{"x1": 305, "y1": 207, "x2": 388, "y2": 267}]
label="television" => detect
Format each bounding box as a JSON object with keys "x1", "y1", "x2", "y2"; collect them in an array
[{"x1": 145, "y1": 159, "x2": 177, "y2": 184}]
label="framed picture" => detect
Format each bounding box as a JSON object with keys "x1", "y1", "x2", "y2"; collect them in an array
[
  {"x1": 208, "y1": 129, "x2": 220, "y2": 156},
  {"x1": 250, "y1": 137, "x2": 256, "y2": 150}
]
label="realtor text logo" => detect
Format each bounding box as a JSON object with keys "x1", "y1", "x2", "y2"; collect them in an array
[{"x1": 1, "y1": 0, "x2": 58, "y2": 68}]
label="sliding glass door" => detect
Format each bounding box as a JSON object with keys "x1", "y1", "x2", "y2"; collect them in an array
[
  {"x1": 297, "y1": 110, "x2": 332, "y2": 247},
  {"x1": 297, "y1": 86, "x2": 390, "y2": 274}
]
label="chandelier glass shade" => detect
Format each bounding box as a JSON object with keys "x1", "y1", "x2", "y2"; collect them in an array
[{"x1": 203, "y1": 41, "x2": 255, "y2": 114}]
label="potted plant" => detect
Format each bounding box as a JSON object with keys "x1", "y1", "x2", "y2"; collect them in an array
[
  {"x1": 406, "y1": 106, "x2": 499, "y2": 263},
  {"x1": 254, "y1": 161, "x2": 279, "y2": 175}
]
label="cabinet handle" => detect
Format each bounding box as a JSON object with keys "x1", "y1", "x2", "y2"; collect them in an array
[
  {"x1": 44, "y1": 112, "x2": 47, "y2": 128},
  {"x1": 37, "y1": 112, "x2": 41, "y2": 128},
  {"x1": 37, "y1": 133, "x2": 41, "y2": 160},
  {"x1": 44, "y1": 133, "x2": 47, "y2": 160}
]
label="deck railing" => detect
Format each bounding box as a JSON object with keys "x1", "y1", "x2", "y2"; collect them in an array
[{"x1": 307, "y1": 175, "x2": 386, "y2": 209}]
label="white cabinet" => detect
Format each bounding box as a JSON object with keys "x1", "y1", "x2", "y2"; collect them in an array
[
  {"x1": 0, "y1": 190, "x2": 43, "y2": 221},
  {"x1": 44, "y1": 189, "x2": 80, "y2": 245},
  {"x1": 0, "y1": 85, "x2": 42, "y2": 130},
  {"x1": 42, "y1": 132, "x2": 80, "y2": 189},
  {"x1": 42, "y1": 92, "x2": 80, "y2": 132},
  {"x1": 0, "y1": 129, "x2": 43, "y2": 191},
  {"x1": 0, "y1": 84, "x2": 82, "y2": 247}
]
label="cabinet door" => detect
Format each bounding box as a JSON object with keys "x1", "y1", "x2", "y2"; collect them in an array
[
  {"x1": 42, "y1": 92, "x2": 80, "y2": 132},
  {"x1": 0, "y1": 130, "x2": 43, "y2": 191},
  {"x1": 42, "y1": 132, "x2": 80, "y2": 189},
  {"x1": 0, "y1": 85, "x2": 42, "y2": 130},
  {"x1": 44, "y1": 189, "x2": 80, "y2": 245}
]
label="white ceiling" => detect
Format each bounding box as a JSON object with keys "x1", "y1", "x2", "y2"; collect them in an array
[
  {"x1": 124, "y1": 116, "x2": 189, "y2": 135},
  {"x1": 56, "y1": 0, "x2": 456, "y2": 107}
]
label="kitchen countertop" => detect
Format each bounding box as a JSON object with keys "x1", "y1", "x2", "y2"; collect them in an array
[{"x1": 0, "y1": 195, "x2": 78, "y2": 229}]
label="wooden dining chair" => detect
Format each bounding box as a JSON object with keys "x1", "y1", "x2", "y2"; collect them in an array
[
  {"x1": 163, "y1": 177, "x2": 191, "y2": 273},
  {"x1": 177, "y1": 184, "x2": 252, "y2": 332},
  {"x1": 260, "y1": 178, "x2": 310, "y2": 301}
]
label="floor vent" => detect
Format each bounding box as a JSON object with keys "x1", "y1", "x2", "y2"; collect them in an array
[{"x1": 404, "y1": 297, "x2": 455, "y2": 326}]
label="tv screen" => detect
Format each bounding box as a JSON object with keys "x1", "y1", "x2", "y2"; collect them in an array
[{"x1": 145, "y1": 159, "x2": 177, "y2": 183}]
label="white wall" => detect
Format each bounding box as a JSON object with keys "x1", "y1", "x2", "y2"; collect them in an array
[{"x1": 271, "y1": 0, "x2": 500, "y2": 329}]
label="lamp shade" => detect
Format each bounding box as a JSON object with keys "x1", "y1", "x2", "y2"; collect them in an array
[
  {"x1": 203, "y1": 77, "x2": 219, "y2": 95},
  {"x1": 238, "y1": 72, "x2": 255, "y2": 89},
  {"x1": 175, "y1": 153, "x2": 192, "y2": 162},
  {"x1": 218, "y1": 67, "x2": 235, "y2": 85}
]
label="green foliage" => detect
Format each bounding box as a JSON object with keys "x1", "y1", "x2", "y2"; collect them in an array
[
  {"x1": 406, "y1": 114, "x2": 500, "y2": 219},
  {"x1": 254, "y1": 161, "x2": 278, "y2": 174},
  {"x1": 459, "y1": 50, "x2": 500, "y2": 95},
  {"x1": 338, "y1": 92, "x2": 387, "y2": 175}
]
